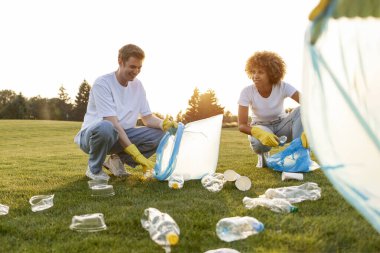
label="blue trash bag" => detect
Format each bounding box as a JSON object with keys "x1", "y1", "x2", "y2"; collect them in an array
[{"x1": 266, "y1": 138, "x2": 311, "y2": 172}]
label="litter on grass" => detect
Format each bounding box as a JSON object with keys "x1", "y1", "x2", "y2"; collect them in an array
[
  {"x1": 223, "y1": 169, "x2": 252, "y2": 191},
  {"x1": 29, "y1": 194, "x2": 54, "y2": 212},
  {"x1": 204, "y1": 248, "x2": 240, "y2": 253},
  {"x1": 0, "y1": 204, "x2": 9, "y2": 215},
  {"x1": 141, "y1": 208, "x2": 180, "y2": 253},
  {"x1": 69, "y1": 213, "x2": 107, "y2": 232},
  {"x1": 260, "y1": 182, "x2": 321, "y2": 203},
  {"x1": 243, "y1": 197, "x2": 298, "y2": 213},
  {"x1": 201, "y1": 173, "x2": 226, "y2": 192},
  {"x1": 281, "y1": 172, "x2": 304, "y2": 181}
]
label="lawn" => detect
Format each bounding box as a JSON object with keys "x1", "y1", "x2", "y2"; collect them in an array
[{"x1": 0, "y1": 120, "x2": 379, "y2": 253}]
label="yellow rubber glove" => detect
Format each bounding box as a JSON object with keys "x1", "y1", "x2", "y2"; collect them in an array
[
  {"x1": 124, "y1": 144, "x2": 155, "y2": 170},
  {"x1": 162, "y1": 117, "x2": 178, "y2": 132},
  {"x1": 301, "y1": 132, "x2": 309, "y2": 149},
  {"x1": 251, "y1": 126, "x2": 279, "y2": 147}
]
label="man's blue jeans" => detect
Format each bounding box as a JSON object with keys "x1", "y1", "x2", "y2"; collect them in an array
[
  {"x1": 79, "y1": 120, "x2": 165, "y2": 174},
  {"x1": 248, "y1": 106, "x2": 303, "y2": 154}
]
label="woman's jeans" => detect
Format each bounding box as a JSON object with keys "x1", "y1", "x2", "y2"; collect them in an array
[
  {"x1": 248, "y1": 106, "x2": 303, "y2": 154},
  {"x1": 79, "y1": 120, "x2": 165, "y2": 174}
]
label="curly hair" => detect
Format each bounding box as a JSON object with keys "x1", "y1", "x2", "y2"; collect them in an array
[
  {"x1": 245, "y1": 51, "x2": 286, "y2": 85},
  {"x1": 118, "y1": 44, "x2": 145, "y2": 63}
]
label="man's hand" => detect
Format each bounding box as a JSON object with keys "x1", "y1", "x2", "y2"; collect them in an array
[
  {"x1": 162, "y1": 117, "x2": 178, "y2": 132},
  {"x1": 301, "y1": 132, "x2": 309, "y2": 149},
  {"x1": 124, "y1": 144, "x2": 155, "y2": 170},
  {"x1": 251, "y1": 126, "x2": 279, "y2": 147}
]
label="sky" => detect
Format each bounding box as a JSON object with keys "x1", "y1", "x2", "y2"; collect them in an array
[{"x1": 0, "y1": 0, "x2": 318, "y2": 117}]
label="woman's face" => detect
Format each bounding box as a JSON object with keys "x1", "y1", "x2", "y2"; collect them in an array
[{"x1": 252, "y1": 67, "x2": 270, "y2": 87}]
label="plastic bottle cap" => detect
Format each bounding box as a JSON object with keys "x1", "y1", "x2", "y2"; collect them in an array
[
  {"x1": 256, "y1": 222, "x2": 265, "y2": 232},
  {"x1": 166, "y1": 232, "x2": 179, "y2": 245},
  {"x1": 290, "y1": 206, "x2": 298, "y2": 213}
]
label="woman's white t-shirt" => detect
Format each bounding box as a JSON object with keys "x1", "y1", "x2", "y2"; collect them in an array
[
  {"x1": 74, "y1": 72, "x2": 151, "y2": 145},
  {"x1": 238, "y1": 81, "x2": 296, "y2": 122}
]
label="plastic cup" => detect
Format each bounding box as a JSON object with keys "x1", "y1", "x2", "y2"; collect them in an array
[
  {"x1": 29, "y1": 194, "x2": 54, "y2": 212},
  {"x1": 281, "y1": 172, "x2": 304, "y2": 181},
  {"x1": 87, "y1": 179, "x2": 109, "y2": 188},
  {"x1": 69, "y1": 213, "x2": 107, "y2": 232},
  {"x1": 0, "y1": 204, "x2": 9, "y2": 215},
  {"x1": 235, "y1": 176, "x2": 252, "y2": 191},
  {"x1": 279, "y1": 136, "x2": 287, "y2": 146},
  {"x1": 90, "y1": 184, "x2": 115, "y2": 197},
  {"x1": 223, "y1": 170, "x2": 240, "y2": 182}
]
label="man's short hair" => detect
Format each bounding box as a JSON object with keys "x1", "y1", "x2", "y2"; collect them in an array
[{"x1": 118, "y1": 44, "x2": 145, "y2": 63}]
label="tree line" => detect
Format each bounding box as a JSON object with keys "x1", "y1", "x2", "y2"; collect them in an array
[
  {"x1": 0, "y1": 81, "x2": 238, "y2": 125},
  {"x1": 0, "y1": 80, "x2": 91, "y2": 121}
]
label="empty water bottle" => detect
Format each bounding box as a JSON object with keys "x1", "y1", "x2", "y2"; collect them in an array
[
  {"x1": 141, "y1": 208, "x2": 180, "y2": 253},
  {"x1": 168, "y1": 174, "x2": 184, "y2": 189},
  {"x1": 216, "y1": 216, "x2": 264, "y2": 242},
  {"x1": 243, "y1": 197, "x2": 298, "y2": 213}
]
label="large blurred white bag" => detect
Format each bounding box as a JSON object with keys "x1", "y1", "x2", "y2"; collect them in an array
[{"x1": 154, "y1": 114, "x2": 223, "y2": 181}]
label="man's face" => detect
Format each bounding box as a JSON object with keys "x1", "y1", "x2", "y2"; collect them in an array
[{"x1": 118, "y1": 56, "x2": 143, "y2": 85}]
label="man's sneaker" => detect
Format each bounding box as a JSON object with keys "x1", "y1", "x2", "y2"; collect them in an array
[
  {"x1": 256, "y1": 152, "x2": 270, "y2": 168},
  {"x1": 103, "y1": 154, "x2": 131, "y2": 177},
  {"x1": 86, "y1": 166, "x2": 110, "y2": 180}
]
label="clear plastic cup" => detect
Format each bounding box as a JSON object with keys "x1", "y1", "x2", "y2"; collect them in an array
[
  {"x1": 87, "y1": 179, "x2": 109, "y2": 188},
  {"x1": 279, "y1": 136, "x2": 287, "y2": 146},
  {"x1": 0, "y1": 204, "x2": 9, "y2": 215},
  {"x1": 29, "y1": 194, "x2": 54, "y2": 212},
  {"x1": 69, "y1": 213, "x2": 107, "y2": 232},
  {"x1": 90, "y1": 184, "x2": 115, "y2": 197},
  {"x1": 235, "y1": 176, "x2": 252, "y2": 191}
]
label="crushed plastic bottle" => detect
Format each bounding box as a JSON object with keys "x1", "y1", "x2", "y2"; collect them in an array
[
  {"x1": 260, "y1": 182, "x2": 321, "y2": 203},
  {"x1": 0, "y1": 204, "x2": 9, "y2": 215},
  {"x1": 201, "y1": 173, "x2": 226, "y2": 192},
  {"x1": 204, "y1": 248, "x2": 240, "y2": 253},
  {"x1": 168, "y1": 174, "x2": 184, "y2": 189},
  {"x1": 141, "y1": 208, "x2": 180, "y2": 253},
  {"x1": 243, "y1": 197, "x2": 298, "y2": 213},
  {"x1": 216, "y1": 216, "x2": 264, "y2": 242}
]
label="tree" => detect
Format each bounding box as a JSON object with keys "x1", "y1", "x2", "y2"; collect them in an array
[
  {"x1": 57, "y1": 85, "x2": 72, "y2": 120},
  {"x1": 72, "y1": 80, "x2": 91, "y2": 121},
  {"x1": 27, "y1": 96, "x2": 50, "y2": 119},
  {"x1": 182, "y1": 88, "x2": 200, "y2": 123},
  {"x1": 176, "y1": 110, "x2": 183, "y2": 123},
  {"x1": 198, "y1": 89, "x2": 224, "y2": 119},
  {"x1": 182, "y1": 88, "x2": 224, "y2": 123},
  {"x1": 0, "y1": 90, "x2": 16, "y2": 110},
  {"x1": 0, "y1": 93, "x2": 27, "y2": 119}
]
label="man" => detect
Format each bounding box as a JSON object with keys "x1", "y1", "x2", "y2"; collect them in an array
[{"x1": 74, "y1": 44, "x2": 177, "y2": 180}]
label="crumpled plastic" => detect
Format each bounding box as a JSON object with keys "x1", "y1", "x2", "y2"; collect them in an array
[
  {"x1": 260, "y1": 182, "x2": 321, "y2": 203},
  {"x1": 201, "y1": 173, "x2": 226, "y2": 192},
  {"x1": 242, "y1": 197, "x2": 298, "y2": 213}
]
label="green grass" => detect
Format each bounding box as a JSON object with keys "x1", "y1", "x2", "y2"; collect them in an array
[{"x1": 0, "y1": 120, "x2": 379, "y2": 253}]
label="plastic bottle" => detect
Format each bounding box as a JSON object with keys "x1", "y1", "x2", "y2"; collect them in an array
[
  {"x1": 242, "y1": 197, "x2": 298, "y2": 213},
  {"x1": 168, "y1": 174, "x2": 184, "y2": 189},
  {"x1": 216, "y1": 216, "x2": 264, "y2": 242},
  {"x1": 141, "y1": 208, "x2": 180, "y2": 253}
]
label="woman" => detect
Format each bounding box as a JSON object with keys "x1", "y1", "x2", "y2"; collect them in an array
[{"x1": 238, "y1": 51, "x2": 307, "y2": 168}]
